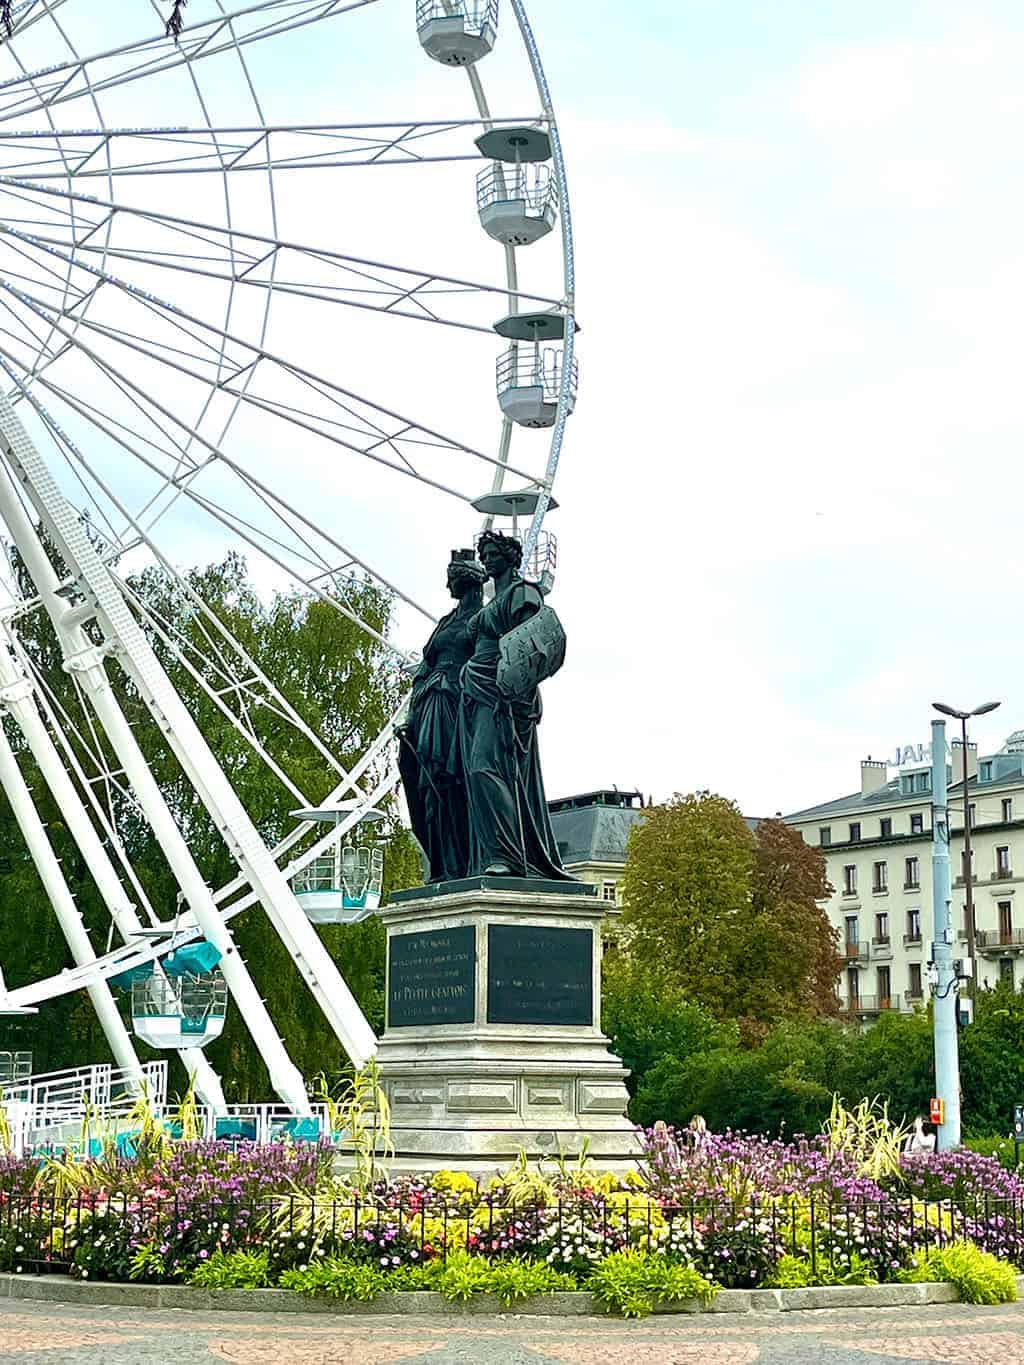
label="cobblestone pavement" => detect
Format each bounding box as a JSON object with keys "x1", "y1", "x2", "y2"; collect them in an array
[{"x1": 2, "y1": 1299, "x2": 1024, "y2": 1364}]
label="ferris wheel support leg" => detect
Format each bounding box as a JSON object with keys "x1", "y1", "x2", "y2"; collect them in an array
[
  {"x1": 0, "y1": 395, "x2": 377, "y2": 1077},
  {"x1": 0, "y1": 713, "x2": 144, "y2": 1088},
  {"x1": 0, "y1": 635, "x2": 228, "y2": 1115},
  {"x1": 0, "y1": 465, "x2": 311, "y2": 1121}
]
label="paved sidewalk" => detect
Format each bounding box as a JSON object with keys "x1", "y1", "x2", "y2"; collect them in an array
[{"x1": 2, "y1": 1297, "x2": 1024, "y2": 1364}]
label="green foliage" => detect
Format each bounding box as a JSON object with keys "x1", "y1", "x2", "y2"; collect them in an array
[
  {"x1": 587, "y1": 1248, "x2": 717, "y2": 1319},
  {"x1": 313, "y1": 1060, "x2": 393, "y2": 1191},
  {"x1": 634, "y1": 1021, "x2": 845, "y2": 1136},
  {"x1": 601, "y1": 956, "x2": 736, "y2": 1099},
  {"x1": 280, "y1": 1257, "x2": 387, "y2": 1302},
  {"x1": 483, "y1": 1258, "x2": 578, "y2": 1308},
  {"x1": 899, "y1": 1242, "x2": 1018, "y2": 1304},
  {"x1": 960, "y1": 984, "x2": 1024, "y2": 1137},
  {"x1": 769, "y1": 1252, "x2": 877, "y2": 1288},
  {"x1": 188, "y1": 1250, "x2": 272, "y2": 1290},
  {"x1": 0, "y1": 550, "x2": 408, "y2": 1089},
  {"x1": 964, "y1": 1135, "x2": 1020, "y2": 1171},
  {"x1": 824, "y1": 1096, "x2": 909, "y2": 1183},
  {"x1": 620, "y1": 800, "x2": 839, "y2": 1041},
  {"x1": 836, "y1": 1009, "x2": 935, "y2": 1126},
  {"x1": 129, "y1": 1244, "x2": 169, "y2": 1284}
]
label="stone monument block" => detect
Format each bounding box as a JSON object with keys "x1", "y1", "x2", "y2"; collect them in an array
[{"x1": 375, "y1": 878, "x2": 637, "y2": 1172}]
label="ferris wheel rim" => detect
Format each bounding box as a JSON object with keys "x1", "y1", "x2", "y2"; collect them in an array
[{"x1": 0, "y1": 0, "x2": 577, "y2": 1013}]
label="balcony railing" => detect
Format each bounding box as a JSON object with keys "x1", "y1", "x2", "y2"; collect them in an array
[
  {"x1": 843, "y1": 943, "x2": 869, "y2": 964},
  {"x1": 991, "y1": 868, "x2": 1013, "y2": 881},
  {"x1": 904, "y1": 881, "x2": 920, "y2": 891},
  {"x1": 904, "y1": 988, "x2": 925, "y2": 1004},
  {"x1": 976, "y1": 928, "x2": 1024, "y2": 953},
  {"x1": 903, "y1": 931, "x2": 923, "y2": 946},
  {"x1": 839, "y1": 995, "x2": 900, "y2": 1016}
]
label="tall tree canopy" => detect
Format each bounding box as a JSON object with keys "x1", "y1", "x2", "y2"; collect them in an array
[
  {"x1": 619, "y1": 795, "x2": 840, "y2": 1041},
  {"x1": 0, "y1": 550, "x2": 418, "y2": 1096}
]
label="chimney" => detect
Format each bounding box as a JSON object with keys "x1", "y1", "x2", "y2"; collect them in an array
[
  {"x1": 861, "y1": 758, "x2": 887, "y2": 796},
  {"x1": 951, "y1": 740, "x2": 978, "y2": 789}
]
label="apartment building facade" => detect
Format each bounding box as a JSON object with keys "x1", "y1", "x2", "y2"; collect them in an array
[{"x1": 785, "y1": 732, "x2": 1024, "y2": 1019}]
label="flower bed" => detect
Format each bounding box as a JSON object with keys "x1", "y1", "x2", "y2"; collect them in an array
[{"x1": 1, "y1": 1122, "x2": 1022, "y2": 1315}]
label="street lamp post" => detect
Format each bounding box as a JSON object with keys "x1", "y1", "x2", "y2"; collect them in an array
[{"x1": 932, "y1": 700, "x2": 1001, "y2": 993}]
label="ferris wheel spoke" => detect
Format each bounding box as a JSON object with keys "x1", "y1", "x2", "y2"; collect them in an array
[
  {"x1": 0, "y1": 249, "x2": 544, "y2": 495},
  {"x1": 0, "y1": 177, "x2": 562, "y2": 330},
  {"x1": 0, "y1": 117, "x2": 544, "y2": 178},
  {"x1": 2, "y1": 350, "x2": 439, "y2": 644},
  {"x1": 0, "y1": 1, "x2": 385, "y2": 124}
]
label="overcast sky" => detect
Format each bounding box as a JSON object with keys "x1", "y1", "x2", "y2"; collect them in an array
[
  {"x1": 519, "y1": 0, "x2": 1024, "y2": 816},
  {"x1": 14, "y1": 1, "x2": 1023, "y2": 823}
]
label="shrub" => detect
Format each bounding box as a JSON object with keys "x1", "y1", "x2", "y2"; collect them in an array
[
  {"x1": 900, "y1": 1242, "x2": 1018, "y2": 1304},
  {"x1": 587, "y1": 1249, "x2": 716, "y2": 1319},
  {"x1": 768, "y1": 1251, "x2": 876, "y2": 1288},
  {"x1": 188, "y1": 1249, "x2": 271, "y2": 1290},
  {"x1": 280, "y1": 1258, "x2": 387, "y2": 1302},
  {"x1": 476, "y1": 1258, "x2": 576, "y2": 1308}
]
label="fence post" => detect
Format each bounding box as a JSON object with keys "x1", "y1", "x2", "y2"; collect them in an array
[{"x1": 809, "y1": 1196, "x2": 817, "y2": 1278}]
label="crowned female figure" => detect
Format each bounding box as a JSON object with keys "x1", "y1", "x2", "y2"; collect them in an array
[
  {"x1": 398, "y1": 550, "x2": 486, "y2": 882},
  {"x1": 457, "y1": 530, "x2": 571, "y2": 879}
]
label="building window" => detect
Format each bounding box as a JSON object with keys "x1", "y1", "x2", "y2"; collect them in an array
[
  {"x1": 844, "y1": 916, "x2": 859, "y2": 952},
  {"x1": 873, "y1": 861, "x2": 888, "y2": 893},
  {"x1": 819, "y1": 827, "x2": 831, "y2": 847},
  {"x1": 846, "y1": 967, "x2": 859, "y2": 1004},
  {"x1": 877, "y1": 965, "x2": 891, "y2": 1008},
  {"x1": 844, "y1": 865, "x2": 857, "y2": 896},
  {"x1": 981, "y1": 761, "x2": 992, "y2": 782},
  {"x1": 910, "y1": 813, "x2": 924, "y2": 835},
  {"x1": 879, "y1": 817, "x2": 892, "y2": 838},
  {"x1": 999, "y1": 901, "x2": 1013, "y2": 943},
  {"x1": 874, "y1": 911, "x2": 889, "y2": 943},
  {"x1": 1000, "y1": 958, "x2": 1015, "y2": 987},
  {"x1": 849, "y1": 822, "x2": 861, "y2": 842},
  {"x1": 601, "y1": 881, "x2": 617, "y2": 904},
  {"x1": 1003, "y1": 798, "x2": 1013, "y2": 823},
  {"x1": 996, "y1": 846, "x2": 1011, "y2": 878},
  {"x1": 905, "y1": 856, "x2": 919, "y2": 890},
  {"x1": 969, "y1": 803, "x2": 976, "y2": 828},
  {"x1": 909, "y1": 962, "x2": 923, "y2": 999},
  {"x1": 906, "y1": 907, "x2": 921, "y2": 942},
  {"x1": 915, "y1": 772, "x2": 930, "y2": 793}
]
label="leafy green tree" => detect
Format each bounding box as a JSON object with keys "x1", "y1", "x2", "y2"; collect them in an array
[
  {"x1": 619, "y1": 793, "x2": 754, "y2": 1020},
  {"x1": 960, "y1": 984, "x2": 1024, "y2": 1136},
  {"x1": 832, "y1": 1007, "x2": 935, "y2": 1126},
  {"x1": 633, "y1": 1019, "x2": 851, "y2": 1135},
  {"x1": 0, "y1": 550, "x2": 414, "y2": 1092},
  {"x1": 601, "y1": 954, "x2": 737, "y2": 1098}
]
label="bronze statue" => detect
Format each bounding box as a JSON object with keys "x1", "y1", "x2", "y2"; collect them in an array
[
  {"x1": 398, "y1": 550, "x2": 486, "y2": 882},
  {"x1": 456, "y1": 530, "x2": 572, "y2": 879}
]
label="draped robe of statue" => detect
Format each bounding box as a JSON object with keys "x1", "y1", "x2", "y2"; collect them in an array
[
  {"x1": 457, "y1": 576, "x2": 572, "y2": 880},
  {"x1": 398, "y1": 603, "x2": 477, "y2": 883}
]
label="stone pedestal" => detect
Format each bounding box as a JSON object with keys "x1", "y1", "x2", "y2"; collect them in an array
[{"x1": 375, "y1": 878, "x2": 637, "y2": 1172}]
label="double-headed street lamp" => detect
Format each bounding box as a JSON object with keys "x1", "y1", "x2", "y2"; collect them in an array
[{"x1": 932, "y1": 700, "x2": 1001, "y2": 992}]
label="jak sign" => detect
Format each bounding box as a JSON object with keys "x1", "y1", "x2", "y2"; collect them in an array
[
  {"x1": 486, "y1": 924, "x2": 593, "y2": 1026},
  {"x1": 387, "y1": 925, "x2": 476, "y2": 1028}
]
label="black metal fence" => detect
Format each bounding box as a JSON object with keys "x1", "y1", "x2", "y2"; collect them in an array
[{"x1": 2, "y1": 1190, "x2": 1023, "y2": 1283}]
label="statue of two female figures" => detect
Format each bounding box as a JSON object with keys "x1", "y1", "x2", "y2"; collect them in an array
[{"x1": 398, "y1": 533, "x2": 572, "y2": 883}]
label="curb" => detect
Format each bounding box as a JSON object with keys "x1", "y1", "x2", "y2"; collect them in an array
[{"x1": 0, "y1": 1274, "x2": 984, "y2": 1316}]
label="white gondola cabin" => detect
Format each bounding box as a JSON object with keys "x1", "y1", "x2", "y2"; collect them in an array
[
  {"x1": 496, "y1": 345, "x2": 578, "y2": 428},
  {"x1": 477, "y1": 162, "x2": 557, "y2": 246},
  {"x1": 291, "y1": 846, "x2": 384, "y2": 926},
  {"x1": 417, "y1": 0, "x2": 497, "y2": 67},
  {"x1": 113, "y1": 942, "x2": 227, "y2": 1050}
]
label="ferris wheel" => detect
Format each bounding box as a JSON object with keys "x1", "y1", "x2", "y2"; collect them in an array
[{"x1": 0, "y1": 0, "x2": 576, "y2": 1117}]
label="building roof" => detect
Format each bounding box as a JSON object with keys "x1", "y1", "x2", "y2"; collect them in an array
[
  {"x1": 548, "y1": 793, "x2": 646, "y2": 866},
  {"x1": 786, "y1": 745, "x2": 1024, "y2": 824}
]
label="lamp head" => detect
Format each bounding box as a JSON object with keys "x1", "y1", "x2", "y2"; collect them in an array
[
  {"x1": 971, "y1": 701, "x2": 1001, "y2": 717},
  {"x1": 932, "y1": 702, "x2": 966, "y2": 720}
]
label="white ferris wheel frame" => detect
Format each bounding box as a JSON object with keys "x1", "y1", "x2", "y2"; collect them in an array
[{"x1": 0, "y1": 0, "x2": 577, "y2": 1115}]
